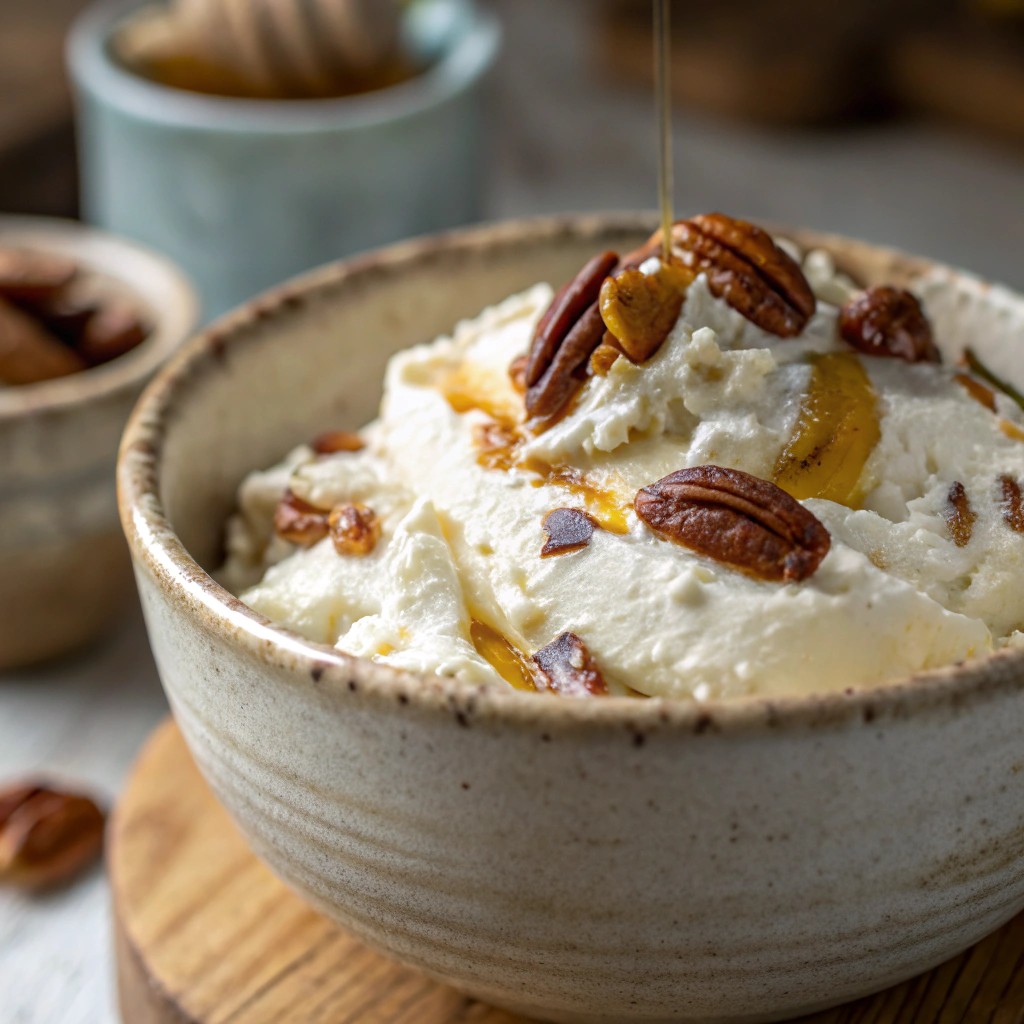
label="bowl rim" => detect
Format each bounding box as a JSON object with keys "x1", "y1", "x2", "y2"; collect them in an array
[
  {"x1": 0, "y1": 215, "x2": 199, "y2": 422},
  {"x1": 118, "y1": 212, "x2": 1024, "y2": 737},
  {"x1": 67, "y1": 0, "x2": 502, "y2": 135}
]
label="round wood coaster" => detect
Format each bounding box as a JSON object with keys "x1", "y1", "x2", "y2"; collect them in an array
[{"x1": 112, "y1": 720, "x2": 1024, "y2": 1024}]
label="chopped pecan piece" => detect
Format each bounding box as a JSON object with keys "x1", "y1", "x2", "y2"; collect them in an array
[
  {"x1": 839, "y1": 287, "x2": 939, "y2": 363},
  {"x1": 635, "y1": 465, "x2": 830, "y2": 582},
  {"x1": 532, "y1": 632, "x2": 609, "y2": 696},
  {"x1": 671, "y1": 214, "x2": 815, "y2": 337},
  {"x1": 312, "y1": 430, "x2": 365, "y2": 455},
  {"x1": 0, "y1": 783, "x2": 105, "y2": 888},
  {"x1": 599, "y1": 262, "x2": 694, "y2": 363},
  {"x1": 329, "y1": 503, "x2": 381, "y2": 556},
  {"x1": 943, "y1": 481, "x2": 975, "y2": 547},
  {"x1": 589, "y1": 334, "x2": 623, "y2": 376},
  {"x1": 541, "y1": 508, "x2": 598, "y2": 557},
  {"x1": 274, "y1": 491, "x2": 330, "y2": 546},
  {"x1": 1001, "y1": 475, "x2": 1024, "y2": 534},
  {"x1": 0, "y1": 248, "x2": 78, "y2": 302}
]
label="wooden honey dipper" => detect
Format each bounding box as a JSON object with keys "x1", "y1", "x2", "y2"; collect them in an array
[{"x1": 118, "y1": 0, "x2": 407, "y2": 99}]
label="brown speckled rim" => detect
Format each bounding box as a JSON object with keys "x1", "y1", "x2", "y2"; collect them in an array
[
  {"x1": 117, "y1": 213, "x2": 1024, "y2": 737},
  {"x1": 0, "y1": 216, "x2": 199, "y2": 422}
]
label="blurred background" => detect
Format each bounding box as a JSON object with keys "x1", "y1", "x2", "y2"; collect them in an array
[
  {"x1": 0, "y1": 0, "x2": 1022, "y2": 1022},
  {"x1": 2, "y1": 0, "x2": 1023, "y2": 285}
]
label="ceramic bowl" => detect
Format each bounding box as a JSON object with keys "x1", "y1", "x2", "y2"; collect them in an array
[
  {"x1": 118, "y1": 215, "x2": 1024, "y2": 1024},
  {"x1": 69, "y1": 0, "x2": 501, "y2": 319},
  {"x1": 0, "y1": 216, "x2": 197, "y2": 671}
]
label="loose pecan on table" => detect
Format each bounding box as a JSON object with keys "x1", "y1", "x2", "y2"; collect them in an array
[
  {"x1": 1000, "y1": 475, "x2": 1024, "y2": 534},
  {"x1": 634, "y1": 465, "x2": 831, "y2": 582},
  {"x1": 274, "y1": 491, "x2": 330, "y2": 546},
  {"x1": 541, "y1": 507, "x2": 598, "y2": 557},
  {"x1": 943, "y1": 481, "x2": 975, "y2": 547},
  {"x1": 329, "y1": 503, "x2": 381, "y2": 556},
  {"x1": 670, "y1": 214, "x2": 816, "y2": 338},
  {"x1": 839, "y1": 287, "x2": 939, "y2": 363},
  {"x1": 532, "y1": 632, "x2": 609, "y2": 696},
  {"x1": 0, "y1": 783, "x2": 105, "y2": 888}
]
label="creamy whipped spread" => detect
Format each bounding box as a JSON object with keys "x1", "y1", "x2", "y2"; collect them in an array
[{"x1": 220, "y1": 217, "x2": 1024, "y2": 700}]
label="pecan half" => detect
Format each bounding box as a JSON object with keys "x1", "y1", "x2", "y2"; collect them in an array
[
  {"x1": 944, "y1": 481, "x2": 975, "y2": 547},
  {"x1": 839, "y1": 287, "x2": 938, "y2": 363},
  {"x1": 312, "y1": 430, "x2": 365, "y2": 455},
  {"x1": 525, "y1": 247, "x2": 662, "y2": 420},
  {"x1": 0, "y1": 248, "x2": 78, "y2": 302},
  {"x1": 0, "y1": 298, "x2": 86, "y2": 385},
  {"x1": 1001, "y1": 475, "x2": 1024, "y2": 534},
  {"x1": 532, "y1": 632, "x2": 609, "y2": 696},
  {"x1": 329, "y1": 503, "x2": 381, "y2": 556},
  {"x1": 525, "y1": 251, "x2": 619, "y2": 389},
  {"x1": 671, "y1": 214, "x2": 815, "y2": 337},
  {"x1": 0, "y1": 784, "x2": 105, "y2": 888},
  {"x1": 541, "y1": 508, "x2": 597, "y2": 557},
  {"x1": 634, "y1": 465, "x2": 830, "y2": 582},
  {"x1": 274, "y1": 491, "x2": 330, "y2": 546}
]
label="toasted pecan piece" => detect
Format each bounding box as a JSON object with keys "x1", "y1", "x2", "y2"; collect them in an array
[
  {"x1": 329, "y1": 503, "x2": 381, "y2": 556},
  {"x1": 670, "y1": 215, "x2": 814, "y2": 338},
  {"x1": 944, "y1": 481, "x2": 975, "y2": 547},
  {"x1": 635, "y1": 465, "x2": 830, "y2": 582},
  {"x1": 541, "y1": 507, "x2": 598, "y2": 557},
  {"x1": 1000, "y1": 475, "x2": 1024, "y2": 534},
  {"x1": 274, "y1": 491, "x2": 330, "y2": 546},
  {"x1": 532, "y1": 632, "x2": 609, "y2": 696},
  {"x1": 839, "y1": 287, "x2": 938, "y2": 363},
  {"x1": 599, "y1": 262, "x2": 694, "y2": 364}
]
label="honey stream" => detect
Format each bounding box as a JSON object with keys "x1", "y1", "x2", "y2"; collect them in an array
[{"x1": 654, "y1": 0, "x2": 674, "y2": 260}]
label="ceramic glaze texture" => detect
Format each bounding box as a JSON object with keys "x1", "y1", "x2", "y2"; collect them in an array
[
  {"x1": 0, "y1": 217, "x2": 197, "y2": 670},
  {"x1": 118, "y1": 216, "x2": 1024, "y2": 1024}
]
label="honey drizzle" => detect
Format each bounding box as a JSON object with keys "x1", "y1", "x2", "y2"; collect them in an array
[
  {"x1": 470, "y1": 620, "x2": 538, "y2": 692},
  {"x1": 654, "y1": 0, "x2": 674, "y2": 260}
]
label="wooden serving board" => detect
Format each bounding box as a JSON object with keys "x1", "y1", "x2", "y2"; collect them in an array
[{"x1": 112, "y1": 720, "x2": 1024, "y2": 1024}]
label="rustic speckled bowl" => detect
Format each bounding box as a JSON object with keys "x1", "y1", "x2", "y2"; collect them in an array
[
  {"x1": 0, "y1": 216, "x2": 197, "y2": 671},
  {"x1": 118, "y1": 215, "x2": 1024, "y2": 1024}
]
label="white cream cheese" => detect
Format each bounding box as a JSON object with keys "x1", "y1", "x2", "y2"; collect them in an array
[{"x1": 222, "y1": 246, "x2": 1024, "y2": 700}]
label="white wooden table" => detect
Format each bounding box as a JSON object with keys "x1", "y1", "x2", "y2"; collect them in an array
[{"x1": 2, "y1": 2, "x2": 1023, "y2": 1022}]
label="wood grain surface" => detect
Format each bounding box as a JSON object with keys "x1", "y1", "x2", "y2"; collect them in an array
[{"x1": 112, "y1": 720, "x2": 1024, "y2": 1024}]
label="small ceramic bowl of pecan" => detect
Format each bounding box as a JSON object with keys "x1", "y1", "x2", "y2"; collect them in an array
[
  {"x1": 118, "y1": 215, "x2": 1024, "y2": 1023},
  {"x1": 0, "y1": 217, "x2": 197, "y2": 671}
]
